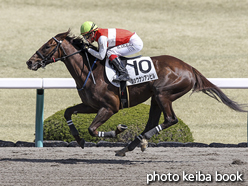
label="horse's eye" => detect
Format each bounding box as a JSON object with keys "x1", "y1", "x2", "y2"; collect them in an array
[{"x1": 45, "y1": 45, "x2": 50, "y2": 49}]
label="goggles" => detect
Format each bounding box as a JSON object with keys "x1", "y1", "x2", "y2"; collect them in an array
[{"x1": 83, "y1": 33, "x2": 91, "y2": 40}]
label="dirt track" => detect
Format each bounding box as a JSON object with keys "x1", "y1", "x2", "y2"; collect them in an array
[{"x1": 0, "y1": 147, "x2": 247, "y2": 186}]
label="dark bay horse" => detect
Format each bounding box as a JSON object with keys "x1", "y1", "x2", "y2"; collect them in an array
[{"x1": 26, "y1": 30, "x2": 246, "y2": 156}]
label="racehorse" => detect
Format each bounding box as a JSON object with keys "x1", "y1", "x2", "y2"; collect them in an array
[{"x1": 26, "y1": 30, "x2": 247, "y2": 156}]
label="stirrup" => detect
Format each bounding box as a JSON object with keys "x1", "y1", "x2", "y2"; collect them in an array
[{"x1": 113, "y1": 74, "x2": 130, "y2": 82}]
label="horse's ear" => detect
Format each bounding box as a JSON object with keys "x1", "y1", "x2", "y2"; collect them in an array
[
  {"x1": 66, "y1": 28, "x2": 71, "y2": 36},
  {"x1": 55, "y1": 29, "x2": 71, "y2": 41}
]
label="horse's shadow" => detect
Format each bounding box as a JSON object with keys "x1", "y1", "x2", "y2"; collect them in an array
[{"x1": 0, "y1": 158, "x2": 186, "y2": 165}]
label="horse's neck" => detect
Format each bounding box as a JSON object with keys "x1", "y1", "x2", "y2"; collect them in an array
[
  {"x1": 63, "y1": 44, "x2": 88, "y2": 88},
  {"x1": 66, "y1": 58, "x2": 85, "y2": 77}
]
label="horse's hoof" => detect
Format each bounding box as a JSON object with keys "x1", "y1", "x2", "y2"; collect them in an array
[
  {"x1": 116, "y1": 124, "x2": 128, "y2": 135},
  {"x1": 117, "y1": 124, "x2": 128, "y2": 132},
  {"x1": 115, "y1": 147, "x2": 128, "y2": 157},
  {"x1": 80, "y1": 138, "x2": 85, "y2": 149},
  {"x1": 140, "y1": 139, "x2": 148, "y2": 152}
]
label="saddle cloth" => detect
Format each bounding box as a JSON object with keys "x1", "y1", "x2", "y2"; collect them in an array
[{"x1": 105, "y1": 56, "x2": 158, "y2": 87}]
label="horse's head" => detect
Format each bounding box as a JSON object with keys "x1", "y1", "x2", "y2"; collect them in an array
[{"x1": 26, "y1": 30, "x2": 70, "y2": 71}]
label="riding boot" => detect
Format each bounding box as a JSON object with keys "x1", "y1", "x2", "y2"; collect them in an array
[{"x1": 111, "y1": 57, "x2": 130, "y2": 82}]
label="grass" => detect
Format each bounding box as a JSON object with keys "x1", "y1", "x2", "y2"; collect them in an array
[
  {"x1": 43, "y1": 104, "x2": 194, "y2": 143},
  {"x1": 0, "y1": 0, "x2": 247, "y2": 143}
]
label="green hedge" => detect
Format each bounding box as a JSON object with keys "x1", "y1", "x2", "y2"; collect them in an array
[{"x1": 43, "y1": 104, "x2": 194, "y2": 143}]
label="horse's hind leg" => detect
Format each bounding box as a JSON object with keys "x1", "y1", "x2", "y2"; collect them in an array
[
  {"x1": 140, "y1": 97, "x2": 162, "y2": 151},
  {"x1": 115, "y1": 96, "x2": 178, "y2": 156},
  {"x1": 142, "y1": 96, "x2": 162, "y2": 134},
  {"x1": 64, "y1": 103, "x2": 98, "y2": 148},
  {"x1": 140, "y1": 81, "x2": 193, "y2": 144},
  {"x1": 115, "y1": 96, "x2": 162, "y2": 156},
  {"x1": 132, "y1": 96, "x2": 162, "y2": 150},
  {"x1": 143, "y1": 96, "x2": 178, "y2": 140}
]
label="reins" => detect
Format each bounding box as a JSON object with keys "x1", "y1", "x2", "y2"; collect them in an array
[
  {"x1": 36, "y1": 36, "x2": 96, "y2": 91},
  {"x1": 77, "y1": 58, "x2": 97, "y2": 91},
  {"x1": 36, "y1": 37, "x2": 82, "y2": 68}
]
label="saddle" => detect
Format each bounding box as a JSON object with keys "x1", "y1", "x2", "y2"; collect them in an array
[
  {"x1": 113, "y1": 56, "x2": 142, "y2": 109},
  {"x1": 119, "y1": 55, "x2": 142, "y2": 65},
  {"x1": 105, "y1": 55, "x2": 158, "y2": 109}
]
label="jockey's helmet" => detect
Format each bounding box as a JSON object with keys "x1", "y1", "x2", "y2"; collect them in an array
[{"x1": 80, "y1": 21, "x2": 98, "y2": 36}]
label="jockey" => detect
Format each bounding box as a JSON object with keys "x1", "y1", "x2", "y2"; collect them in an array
[{"x1": 80, "y1": 21, "x2": 143, "y2": 82}]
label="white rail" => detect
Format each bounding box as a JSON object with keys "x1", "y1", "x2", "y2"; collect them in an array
[
  {"x1": 1, "y1": 78, "x2": 248, "y2": 89},
  {"x1": 0, "y1": 78, "x2": 247, "y2": 147},
  {"x1": 0, "y1": 78, "x2": 76, "y2": 89}
]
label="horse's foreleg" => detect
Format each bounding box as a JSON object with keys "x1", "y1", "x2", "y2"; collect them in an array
[
  {"x1": 95, "y1": 124, "x2": 127, "y2": 138},
  {"x1": 94, "y1": 124, "x2": 128, "y2": 139},
  {"x1": 88, "y1": 107, "x2": 126, "y2": 138},
  {"x1": 115, "y1": 124, "x2": 128, "y2": 135},
  {"x1": 64, "y1": 103, "x2": 97, "y2": 149}
]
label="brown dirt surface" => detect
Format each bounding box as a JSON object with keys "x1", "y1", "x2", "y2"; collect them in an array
[{"x1": 0, "y1": 147, "x2": 247, "y2": 186}]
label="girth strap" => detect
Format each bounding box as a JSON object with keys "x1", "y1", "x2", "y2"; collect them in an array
[{"x1": 119, "y1": 81, "x2": 130, "y2": 109}]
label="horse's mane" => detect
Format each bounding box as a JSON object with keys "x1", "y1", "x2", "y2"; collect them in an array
[{"x1": 65, "y1": 31, "x2": 98, "y2": 51}]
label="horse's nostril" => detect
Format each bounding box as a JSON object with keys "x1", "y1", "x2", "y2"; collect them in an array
[{"x1": 26, "y1": 61, "x2": 33, "y2": 68}]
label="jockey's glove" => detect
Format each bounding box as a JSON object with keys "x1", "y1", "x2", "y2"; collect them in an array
[{"x1": 82, "y1": 44, "x2": 89, "y2": 51}]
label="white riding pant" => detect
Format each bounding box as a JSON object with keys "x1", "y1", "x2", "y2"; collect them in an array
[{"x1": 107, "y1": 33, "x2": 143, "y2": 61}]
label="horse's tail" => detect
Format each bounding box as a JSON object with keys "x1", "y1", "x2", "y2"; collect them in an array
[{"x1": 192, "y1": 67, "x2": 247, "y2": 112}]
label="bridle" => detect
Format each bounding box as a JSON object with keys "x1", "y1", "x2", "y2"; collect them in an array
[
  {"x1": 35, "y1": 36, "x2": 96, "y2": 90},
  {"x1": 36, "y1": 37, "x2": 82, "y2": 68}
]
